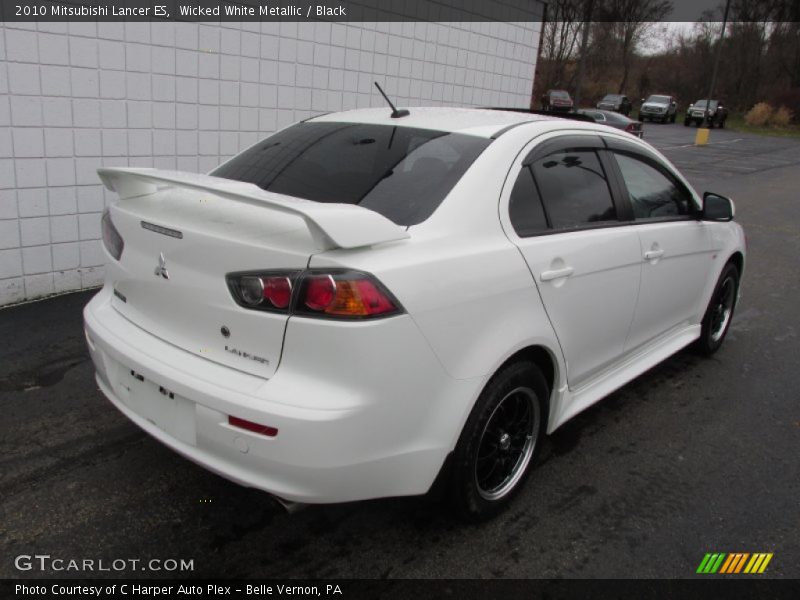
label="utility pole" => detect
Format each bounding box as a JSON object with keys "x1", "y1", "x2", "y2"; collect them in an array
[
  {"x1": 573, "y1": 0, "x2": 594, "y2": 109},
  {"x1": 706, "y1": 0, "x2": 732, "y2": 112}
]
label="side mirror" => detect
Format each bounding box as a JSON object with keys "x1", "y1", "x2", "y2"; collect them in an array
[
  {"x1": 702, "y1": 192, "x2": 734, "y2": 222},
  {"x1": 640, "y1": 98, "x2": 645, "y2": 103},
  {"x1": 689, "y1": 103, "x2": 693, "y2": 108}
]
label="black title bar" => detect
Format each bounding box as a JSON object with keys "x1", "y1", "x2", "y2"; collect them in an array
[{"x1": 4, "y1": 579, "x2": 800, "y2": 600}]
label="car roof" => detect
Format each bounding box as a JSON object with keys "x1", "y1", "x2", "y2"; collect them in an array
[{"x1": 309, "y1": 107, "x2": 581, "y2": 139}]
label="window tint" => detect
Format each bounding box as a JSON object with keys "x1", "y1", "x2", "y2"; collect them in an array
[
  {"x1": 509, "y1": 167, "x2": 548, "y2": 236},
  {"x1": 614, "y1": 153, "x2": 691, "y2": 219},
  {"x1": 211, "y1": 122, "x2": 491, "y2": 226},
  {"x1": 531, "y1": 150, "x2": 617, "y2": 228},
  {"x1": 603, "y1": 112, "x2": 630, "y2": 124},
  {"x1": 582, "y1": 111, "x2": 605, "y2": 121}
]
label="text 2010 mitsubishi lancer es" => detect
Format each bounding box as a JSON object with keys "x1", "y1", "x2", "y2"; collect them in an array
[{"x1": 85, "y1": 106, "x2": 744, "y2": 519}]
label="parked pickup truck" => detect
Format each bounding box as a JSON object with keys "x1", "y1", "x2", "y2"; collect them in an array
[{"x1": 684, "y1": 99, "x2": 728, "y2": 128}]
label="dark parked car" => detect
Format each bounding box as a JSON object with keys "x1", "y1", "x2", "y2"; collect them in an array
[
  {"x1": 578, "y1": 109, "x2": 644, "y2": 138},
  {"x1": 596, "y1": 94, "x2": 632, "y2": 116},
  {"x1": 541, "y1": 89, "x2": 574, "y2": 113},
  {"x1": 684, "y1": 99, "x2": 728, "y2": 128},
  {"x1": 638, "y1": 94, "x2": 678, "y2": 123}
]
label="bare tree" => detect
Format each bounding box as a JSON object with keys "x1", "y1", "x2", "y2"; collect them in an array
[
  {"x1": 725, "y1": 0, "x2": 784, "y2": 107},
  {"x1": 539, "y1": 0, "x2": 587, "y2": 91},
  {"x1": 595, "y1": 0, "x2": 672, "y2": 93}
]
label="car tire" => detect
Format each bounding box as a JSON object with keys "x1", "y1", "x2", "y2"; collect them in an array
[
  {"x1": 719, "y1": 119, "x2": 725, "y2": 129},
  {"x1": 694, "y1": 262, "x2": 739, "y2": 355},
  {"x1": 684, "y1": 120, "x2": 690, "y2": 126},
  {"x1": 449, "y1": 360, "x2": 548, "y2": 521},
  {"x1": 671, "y1": 113, "x2": 676, "y2": 123}
]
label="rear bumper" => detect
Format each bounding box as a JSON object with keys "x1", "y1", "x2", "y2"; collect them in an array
[{"x1": 84, "y1": 286, "x2": 482, "y2": 503}]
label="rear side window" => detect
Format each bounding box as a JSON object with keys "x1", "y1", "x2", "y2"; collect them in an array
[
  {"x1": 509, "y1": 167, "x2": 548, "y2": 237},
  {"x1": 211, "y1": 122, "x2": 491, "y2": 226},
  {"x1": 614, "y1": 153, "x2": 691, "y2": 219},
  {"x1": 531, "y1": 150, "x2": 617, "y2": 229}
]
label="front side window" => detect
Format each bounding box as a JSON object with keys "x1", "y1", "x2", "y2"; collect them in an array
[
  {"x1": 614, "y1": 153, "x2": 691, "y2": 220},
  {"x1": 211, "y1": 122, "x2": 491, "y2": 226},
  {"x1": 531, "y1": 150, "x2": 617, "y2": 229}
]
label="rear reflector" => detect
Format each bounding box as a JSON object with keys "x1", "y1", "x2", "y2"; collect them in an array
[
  {"x1": 101, "y1": 209, "x2": 124, "y2": 261},
  {"x1": 228, "y1": 416, "x2": 278, "y2": 437}
]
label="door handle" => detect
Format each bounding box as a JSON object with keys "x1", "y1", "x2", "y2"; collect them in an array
[
  {"x1": 643, "y1": 249, "x2": 664, "y2": 260},
  {"x1": 540, "y1": 266, "x2": 574, "y2": 281}
]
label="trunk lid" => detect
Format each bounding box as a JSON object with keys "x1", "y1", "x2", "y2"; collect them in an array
[{"x1": 108, "y1": 188, "x2": 313, "y2": 379}]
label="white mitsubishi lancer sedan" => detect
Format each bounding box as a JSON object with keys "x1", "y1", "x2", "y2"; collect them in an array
[{"x1": 84, "y1": 107, "x2": 745, "y2": 519}]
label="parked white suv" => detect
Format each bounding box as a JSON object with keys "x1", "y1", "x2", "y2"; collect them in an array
[{"x1": 85, "y1": 107, "x2": 745, "y2": 519}]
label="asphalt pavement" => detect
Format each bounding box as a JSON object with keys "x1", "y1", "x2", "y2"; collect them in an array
[{"x1": 1, "y1": 122, "x2": 799, "y2": 579}]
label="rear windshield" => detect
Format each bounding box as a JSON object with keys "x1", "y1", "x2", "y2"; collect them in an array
[
  {"x1": 602, "y1": 94, "x2": 622, "y2": 101},
  {"x1": 550, "y1": 90, "x2": 570, "y2": 99},
  {"x1": 211, "y1": 122, "x2": 491, "y2": 226}
]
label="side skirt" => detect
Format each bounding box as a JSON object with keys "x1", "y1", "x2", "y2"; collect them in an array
[{"x1": 548, "y1": 324, "x2": 701, "y2": 432}]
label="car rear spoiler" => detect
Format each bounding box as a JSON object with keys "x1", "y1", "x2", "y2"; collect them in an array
[{"x1": 97, "y1": 167, "x2": 409, "y2": 251}]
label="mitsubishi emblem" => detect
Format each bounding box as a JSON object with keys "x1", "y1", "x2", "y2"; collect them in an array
[{"x1": 154, "y1": 252, "x2": 169, "y2": 279}]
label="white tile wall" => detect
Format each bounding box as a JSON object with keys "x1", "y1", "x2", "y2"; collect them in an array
[{"x1": 0, "y1": 12, "x2": 541, "y2": 305}]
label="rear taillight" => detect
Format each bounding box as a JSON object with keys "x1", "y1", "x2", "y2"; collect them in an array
[
  {"x1": 101, "y1": 209, "x2": 124, "y2": 261},
  {"x1": 226, "y1": 270, "x2": 402, "y2": 319},
  {"x1": 625, "y1": 123, "x2": 636, "y2": 132},
  {"x1": 295, "y1": 272, "x2": 400, "y2": 318},
  {"x1": 228, "y1": 271, "x2": 300, "y2": 312}
]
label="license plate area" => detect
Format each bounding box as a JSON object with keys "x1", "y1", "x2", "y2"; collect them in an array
[{"x1": 119, "y1": 368, "x2": 197, "y2": 446}]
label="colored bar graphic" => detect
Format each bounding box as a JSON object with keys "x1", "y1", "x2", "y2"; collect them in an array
[{"x1": 700, "y1": 552, "x2": 773, "y2": 574}]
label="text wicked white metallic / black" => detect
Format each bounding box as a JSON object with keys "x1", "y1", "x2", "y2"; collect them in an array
[{"x1": 84, "y1": 107, "x2": 745, "y2": 519}]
